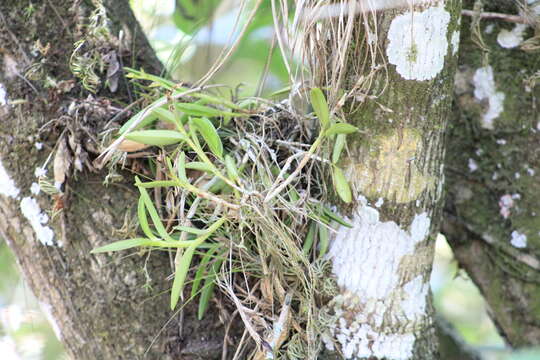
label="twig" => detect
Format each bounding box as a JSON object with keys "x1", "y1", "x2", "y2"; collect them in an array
[{"x1": 461, "y1": 9, "x2": 530, "y2": 24}]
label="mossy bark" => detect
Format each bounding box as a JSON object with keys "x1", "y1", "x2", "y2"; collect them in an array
[
  {"x1": 443, "y1": 0, "x2": 540, "y2": 347},
  {"x1": 0, "y1": 1, "x2": 229, "y2": 359}
]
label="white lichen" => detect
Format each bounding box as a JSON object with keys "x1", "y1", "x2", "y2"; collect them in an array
[
  {"x1": 0, "y1": 159, "x2": 20, "y2": 199},
  {"x1": 30, "y1": 182, "x2": 41, "y2": 195},
  {"x1": 34, "y1": 166, "x2": 47, "y2": 178},
  {"x1": 451, "y1": 31, "x2": 460, "y2": 55},
  {"x1": 499, "y1": 194, "x2": 514, "y2": 219},
  {"x1": 473, "y1": 66, "x2": 505, "y2": 130},
  {"x1": 326, "y1": 197, "x2": 431, "y2": 359},
  {"x1": 497, "y1": 24, "x2": 528, "y2": 49},
  {"x1": 0, "y1": 84, "x2": 7, "y2": 106},
  {"x1": 468, "y1": 158, "x2": 478, "y2": 172},
  {"x1": 386, "y1": 3, "x2": 450, "y2": 81},
  {"x1": 35, "y1": 142, "x2": 43, "y2": 150},
  {"x1": 510, "y1": 230, "x2": 527, "y2": 249},
  {"x1": 20, "y1": 197, "x2": 55, "y2": 246}
]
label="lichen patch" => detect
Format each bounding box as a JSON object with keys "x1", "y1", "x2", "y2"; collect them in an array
[
  {"x1": 325, "y1": 199, "x2": 432, "y2": 359},
  {"x1": 473, "y1": 66, "x2": 505, "y2": 130},
  {"x1": 386, "y1": 3, "x2": 450, "y2": 81}
]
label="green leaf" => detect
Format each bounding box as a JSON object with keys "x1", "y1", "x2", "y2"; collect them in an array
[
  {"x1": 138, "y1": 197, "x2": 157, "y2": 240},
  {"x1": 224, "y1": 155, "x2": 239, "y2": 181},
  {"x1": 190, "y1": 117, "x2": 223, "y2": 159},
  {"x1": 171, "y1": 246, "x2": 196, "y2": 310},
  {"x1": 332, "y1": 134, "x2": 347, "y2": 164},
  {"x1": 135, "y1": 177, "x2": 176, "y2": 242},
  {"x1": 119, "y1": 108, "x2": 159, "y2": 134},
  {"x1": 177, "y1": 152, "x2": 188, "y2": 182},
  {"x1": 152, "y1": 108, "x2": 178, "y2": 126},
  {"x1": 91, "y1": 238, "x2": 153, "y2": 253},
  {"x1": 333, "y1": 167, "x2": 352, "y2": 203},
  {"x1": 175, "y1": 225, "x2": 207, "y2": 235},
  {"x1": 198, "y1": 254, "x2": 223, "y2": 320},
  {"x1": 185, "y1": 161, "x2": 216, "y2": 174},
  {"x1": 322, "y1": 206, "x2": 353, "y2": 228},
  {"x1": 191, "y1": 243, "x2": 222, "y2": 297},
  {"x1": 176, "y1": 103, "x2": 225, "y2": 118},
  {"x1": 310, "y1": 88, "x2": 330, "y2": 129},
  {"x1": 325, "y1": 123, "x2": 358, "y2": 137},
  {"x1": 302, "y1": 221, "x2": 317, "y2": 255},
  {"x1": 318, "y1": 225, "x2": 329, "y2": 258},
  {"x1": 125, "y1": 130, "x2": 188, "y2": 146}
]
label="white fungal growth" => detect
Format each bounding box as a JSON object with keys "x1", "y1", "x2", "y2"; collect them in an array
[
  {"x1": 326, "y1": 197, "x2": 431, "y2": 359},
  {"x1": 451, "y1": 31, "x2": 460, "y2": 55},
  {"x1": 386, "y1": 3, "x2": 450, "y2": 81},
  {"x1": 0, "y1": 160, "x2": 20, "y2": 199},
  {"x1": 473, "y1": 66, "x2": 505, "y2": 130},
  {"x1": 34, "y1": 166, "x2": 47, "y2": 178},
  {"x1": 0, "y1": 84, "x2": 7, "y2": 106},
  {"x1": 497, "y1": 24, "x2": 528, "y2": 49},
  {"x1": 510, "y1": 231, "x2": 527, "y2": 249},
  {"x1": 20, "y1": 197, "x2": 55, "y2": 246},
  {"x1": 468, "y1": 158, "x2": 478, "y2": 172},
  {"x1": 30, "y1": 182, "x2": 41, "y2": 195}
]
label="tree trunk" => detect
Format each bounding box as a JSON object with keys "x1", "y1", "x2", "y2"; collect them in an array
[
  {"x1": 0, "y1": 1, "x2": 228, "y2": 359},
  {"x1": 317, "y1": 1, "x2": 461, "y2": 359},
  {"x1": 443, "y1": 0, "x2": 540, "y2": 347}
]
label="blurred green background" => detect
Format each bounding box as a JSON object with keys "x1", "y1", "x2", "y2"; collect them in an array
[{"x1": 1, "y1": 0, "x2": 537, "y2": 359}]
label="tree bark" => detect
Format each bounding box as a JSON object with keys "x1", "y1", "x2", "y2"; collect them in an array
[
  {"x1": 443, "y1": 0, "x2": 540, "y2": 347},
  {"x1": 0, "y1": 1, "x2": 228, "y2": 359}
]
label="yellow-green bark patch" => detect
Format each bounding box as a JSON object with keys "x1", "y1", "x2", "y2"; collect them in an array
[{"x1": 346, "y1": 129, "x2": 433, "y2": 203}]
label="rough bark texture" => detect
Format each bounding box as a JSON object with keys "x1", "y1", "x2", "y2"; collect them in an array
[
  {"x1": 0, "y1": 1, "x2": 228, "y2": 359},
  {"x1": 319, "y1": 1, "x2": 462, "y2": 359},
  {"x1": 443, "y1": 0, "x2": 540, "y2": 347}
]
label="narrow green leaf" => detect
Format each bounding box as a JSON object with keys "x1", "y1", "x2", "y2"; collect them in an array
[
  {"x1": 91, "y1": 238, "x2": 153, "y2": 253},
  {"x1": 325, "y1": 123, "x2": 358, "y2": 137},
  {"x1": 310, "y1": 88, "x2": 330, "y2": 129},
  {"x1": 171, "y1": 246, "x2": 196, "y2": 310},
  {"x1": 176, "y1": 103, "x2": 224, "y2": 117},
  {"x1": 135, "y1": 177, "x2": 176, "y2": 242},
  {"x1": 333, "y1": 167, "x2": 352, "y2": 203},
  {"x1": 332, "y1": 134, "x2": 347, "y2": 164},
  {"x1": 171, "y1": 217, "x2": 227, "y2": 310},
  {"x1": 125, "y1": 130, "x2": 188, "y2": 146},
  {"x1": 137, "y1": 180, "x2": 178, "y2": 188},
  {"x1": 318, "y1": 225, "x2": 329, "y2": 258},
  {"x1": 124, "y1": 67, "x2": 177, "y2": 89},
  {"x1": 138, "y1": 197, "x2": 157, "y2": 240},
  {"x1": 302, "y1": 221, "x2": 317, "y2": 255},
  {"x1": 198, "y1": 255, "x2": 223, "y2": 320},
  {"x1": 191, "y1": 243, "x2": 221, "y2": 297},
  {"x1": 191, "y1": 117, "x2": 223, "y2": 159},
  {"x1": 185, "y1": 161, "x2": 215, "y2": 174},
  {"x1": 322, "y1": 206, "x2": 353, "y2": 228},
  {"x1": 224, "y1": 155, "x2": 239, "y2": 181},
  {"x1": 177, "y1": 152, "x2": 188, "y2": 182},
  {"x1": 175, "y1": 225, "x2": 207, "y2": 235}
]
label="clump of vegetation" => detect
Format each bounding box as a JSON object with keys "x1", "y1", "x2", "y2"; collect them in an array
[{"x1": 92, "y1": 68, "x2": 359, "y2": 358}]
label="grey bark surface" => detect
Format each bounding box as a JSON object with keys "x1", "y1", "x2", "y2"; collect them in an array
[
  {"x1": 0, "y1": 1, "x2": 229, "y2": 359},
  {"x1": 443, "y1": 0, "x2": 540, "y2": 347}
]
